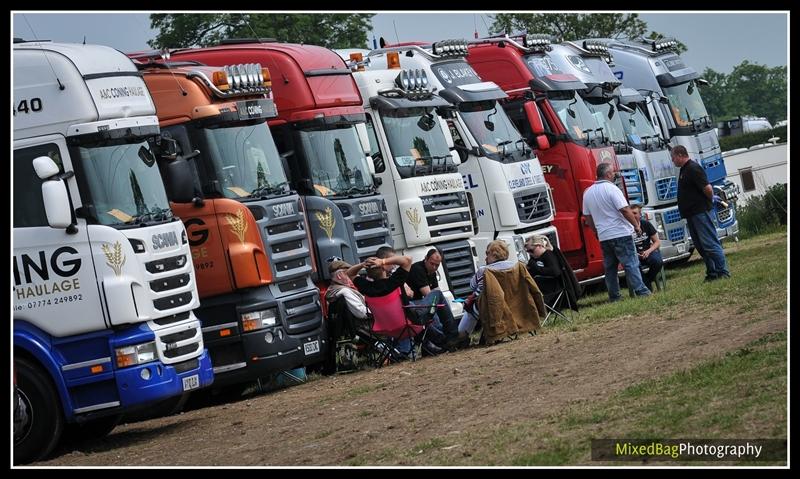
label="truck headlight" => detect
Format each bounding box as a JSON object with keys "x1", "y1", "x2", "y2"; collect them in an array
[
  {"x1": 241, "y1": 308, "x2": 278, "y2": 332},
  {"x1": 115, "y1": 342, "x2": 157, "y2": 368}
]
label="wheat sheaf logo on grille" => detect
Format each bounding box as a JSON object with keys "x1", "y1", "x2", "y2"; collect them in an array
[
  {"x1": 226, "y1": 209, "x2": 248, "y2": 244},
  {"x1": 101, "y1": 241, "x2": 126, "y2": 277},
  {"x1": 405, "y1": 207, "x2": 422, "y2": 236},
  {"x1": 316, "y1": 207, "x2": 336, "y2": 241}
]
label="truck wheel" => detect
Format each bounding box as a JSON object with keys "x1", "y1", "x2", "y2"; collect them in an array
[
  {"x1": 14, "y1": 357, "x2": 64, "y2": 464},
  {"x1": 64, "y1": 414, "x2": 121, "y2": 443}
]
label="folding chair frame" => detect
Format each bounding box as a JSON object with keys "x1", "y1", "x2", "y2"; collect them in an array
[{"x1": 541, "y1": 274, "x2": 576, "y2": 327}]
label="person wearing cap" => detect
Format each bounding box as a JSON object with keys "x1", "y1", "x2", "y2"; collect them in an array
[
  {"x1": 525, "y1": 235, "x2": 561, "y2": 304},
  {"x1": 630, "y1": 204, "x2": 663, "y2": 292},
  {"x1": 325, "y1": 259, "x2": 370, "y2": 320},
  {"x1": 582, "y1": 162, "x2": 651, "y2": 301},
  {"x1": 671, "y1": 145, "x2": 731, "y2": 282}
]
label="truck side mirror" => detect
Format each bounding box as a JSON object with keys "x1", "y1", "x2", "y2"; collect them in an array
[
  {"x1": 450, "y1": 150, "x2": 461, "y2": 166},
  {"x1": 33, "y1": 156, "x2": 72, "y2": 229},
  {"x1": 355, "y1": 123, "x2": 371, "y2": 155},
  {"x1": 366, "y1": 155, "x2": 376, "y2": 176},
  {"x1": 439, "y1": 117, "x2": 455, "y2": 149},
  {"x1": 536, "y1": 135, "x2": 551, "y2": 151},
  {"x1": 163, "y1": 155, "x2": 196, "y2": 204},
  {"x1": 524, "y1": 101, "x2": 546, "y2": 135}
]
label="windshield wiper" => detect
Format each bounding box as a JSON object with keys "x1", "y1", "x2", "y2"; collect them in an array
[
  {"x1": 250, "y1": 181, "x2": 290, "y2": 198},
  {"x1": 338, "y1": 185, "x2": 371, "y2": 196},
  {"x1": 419, "y1": 155, "x2": 451, "y2": 174},
  {"x1": 128, "y1": 206, "x2": 173, "y2": 225}
]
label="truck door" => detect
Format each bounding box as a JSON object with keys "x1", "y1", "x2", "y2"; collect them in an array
[{"x1": 13, "y1": 137, "x2": 107, "y2": 337}]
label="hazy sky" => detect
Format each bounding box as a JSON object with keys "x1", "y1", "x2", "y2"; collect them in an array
[{"x1": 12, "y1": 12, "x2": 788, "y2": 74}]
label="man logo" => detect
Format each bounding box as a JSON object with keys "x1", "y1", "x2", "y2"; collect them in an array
[
  {"x1": 599, "y1": 149, "x2": 613, "y2": 163},
  {"x1": 568, "y1": 55, "x2": 592, "y2": 74},
  {"x1": 520, "y1": 163, "x2": 532, "y2": 175},
  {"x1": 614, "y1": 71, "x2": 623, "y2": 80},
  {"x1": 439, "y1": 68, "x2": 452, "y2": 84}
]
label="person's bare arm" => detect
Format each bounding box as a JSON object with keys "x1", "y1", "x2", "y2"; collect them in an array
[
  {"x1": 344, "y1": 262, "x2": 366, "y2": 279},
  {"x1": 703, "y1": 184, "x2": 714, "y2": 201},
  {"x1": 620, "y1": 206, "x2": 642, "y2": 235},
  {"x1": 418, "y1": 285, "x2": 432, "y2": 297},
  {"x1": 642, "y1": 233, "x2": 661, "y2": 259},
  {"x1": 368, "y1": 255, "x2": 413, "y2": 272},
  {"x1": 584, "y1": 215, "x2": 597, "y2": 236}
]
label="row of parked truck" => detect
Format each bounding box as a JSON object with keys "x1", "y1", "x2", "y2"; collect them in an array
[{"x1": 13, "y1": 33, "x2": 740, "y2": 464}]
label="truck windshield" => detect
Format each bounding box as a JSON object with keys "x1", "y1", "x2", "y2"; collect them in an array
[
  {"x1": 381, "y1": 107, "x2": 453, "y2": 178},
  {"x1": 663, "y1": 80, "x2": 709, "y2": 128},
  {"x1": 458, "y1": 100, "x2": 531, "y2": 163},
  {"x1": 547, "y1": 90, "x2": 601, "y2": 145},
  {"x1": 74, "y1": 138, "x2": 173, "y2": 226},
  {"x1": 200, "y1": 121, "x2": 289, "y2": 199},
  {"x1": 585, "y1": 98, "x2": 627, "y2": 146},
  {"x1": 619, "y1": 103, "x2": 660, "y2": 150},
  {"x1": 295, "y1": 123, "x2": 373, "y2": 197}
]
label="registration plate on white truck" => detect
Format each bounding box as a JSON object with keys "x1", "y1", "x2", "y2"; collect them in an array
[
  {"x1": 304, "y1": 340, "x2": 320, "y2": 356},
  {"x1": 182, "y1": 374, "x2": 200, "y2": 391}
]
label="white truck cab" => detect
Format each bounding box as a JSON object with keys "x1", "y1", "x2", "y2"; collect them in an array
[
  {"x1": 13, "y1": 40, "x2": 213, "y2": 464},
  {"x1": 366, "y1": 40, "x2": 559, "y2": 266},
  {"x1": 337, "y1": 49, "x2": 479, "y2": 309}
]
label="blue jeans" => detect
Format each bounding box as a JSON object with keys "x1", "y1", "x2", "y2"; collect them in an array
[
  {"x1": 601, "y1": 235, "x2": 651, "y2": 301},
  {"x1": 686, "y1": 211, "x2": 730, "y2": 279},
  {"x1": 639, "y1": 249, "x2": 664, "y2": 291},
  {"x1": 409, "y1": 290, "x2": 458, "y2": 343}
]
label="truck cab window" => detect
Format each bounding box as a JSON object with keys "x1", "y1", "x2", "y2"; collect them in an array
[{"x1": 14, "y1": 144, "x2": 63, "y2": 228}]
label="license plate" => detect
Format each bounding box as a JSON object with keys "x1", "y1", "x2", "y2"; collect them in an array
[
  {"x1": 182, "y1": 374, "x2": 200, "y2": 391},
  {"x1": 304, "y1": 340, "x2": 320, "y2": 356},
  {"x1": 677, "y1": 244, "x2": 686, "y2": 254}
]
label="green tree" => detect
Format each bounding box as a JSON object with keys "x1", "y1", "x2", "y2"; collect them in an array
[
  {"x1": 490, "y1": 13, "x2": 685, "y2": 52},
  {"x1": 700, "y1": 62, "x2": 787, "y2": 125},
  {"x1": 149, "y1": 13, "x2": 375, "y2": 49}
]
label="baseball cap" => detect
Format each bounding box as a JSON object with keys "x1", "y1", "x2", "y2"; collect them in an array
[{"x1": 328, "y1": 259, "x2": 352, "y2": 274}]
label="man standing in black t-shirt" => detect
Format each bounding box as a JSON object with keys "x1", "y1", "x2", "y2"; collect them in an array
[
  {"x1": 631, "y1": 204, "x2": 663, "y2": 292},
  {"x1": 406, "y1": 249, "x2": 460, "y2": 349},
  {"x1": 672, "y1": 145, "x2": 731, "y2": 282}
]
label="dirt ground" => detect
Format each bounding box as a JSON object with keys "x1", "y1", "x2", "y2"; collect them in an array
[{"x1": 37, "y1": 284, "x2": 786, "y2": 466}]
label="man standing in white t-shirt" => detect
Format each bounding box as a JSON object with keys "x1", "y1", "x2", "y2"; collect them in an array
[{"x1": 582, "y1": 162, "x2": 652, "y2": 302}]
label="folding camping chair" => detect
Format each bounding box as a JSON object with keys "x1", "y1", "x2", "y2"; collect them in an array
[
  {"x1": 363, "y1": 288, "x2": 444, "y2": 366},
  {"x1": 538, "y1": 246, "x2": 581, "y2": 327}
]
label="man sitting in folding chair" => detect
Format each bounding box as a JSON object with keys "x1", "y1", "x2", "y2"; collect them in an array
[
  {"x1": 525, "y1": 235, "x2": 581, "y2": 326},
  {"x1": 353, "y1": 247, "x2": 447, "y2": 362}
]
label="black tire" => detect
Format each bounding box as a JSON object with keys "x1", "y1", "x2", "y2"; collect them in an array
[
  {"x1": 14, "y1": 357, "x2": 65, "y2": 464},
  {"x1": 64, "y1": 414, "x2": 121, "y2": 443}
]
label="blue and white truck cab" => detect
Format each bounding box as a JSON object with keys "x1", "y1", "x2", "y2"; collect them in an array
[
  {"x1": 13, "y1": 40, "x2": 213, "y2": 463},
  {"x1": 553, "y1": 40, "x2": 691, "y2": 263},
  {"x1": 366, "y1": 40, "x2": 559, "y2": 267},
  {"x1": 602, "y1": 38, "x2": 739, "y2": 241},
  {"x1": 336, "y1": 49, "x2": 479, "y2": 310}
]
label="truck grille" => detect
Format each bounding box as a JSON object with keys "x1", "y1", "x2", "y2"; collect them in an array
[
  {"x1": 153, "y1": 292, "x2": 193, "y2": 311},
  {"x1": 152, "y1": 312, "x2": 190, "y2": 327},
  {"x1": 621, "y1": 169, "x2": 644, "y2": 204},
  {"x1": 513, "y1": 190, "x2": 551, "y2": 224},
  {"x1": 667, "y1": 227, "x2": 685, "y2": 243},
  {"x1": 149, "y1": 273, "x2": 190, "y2": 293},
  {"x1": 271, "y1": 240, "x2": 303, "y2": 255},
  {"x1": 145, "y1": 254, "x2": 188, "y2": 274},
  {"x1": 153, "y1": 318, "x2": 204, "y2": 364},
  {"x1": 163, "y1": 343, "x2": 200, "y2": 359},
  {"x1": 283, "y1": 292, "x2": 322, "y2": 335},
  {"x1": 718, "y1": 207, "x2": 733, "y2": 224},
  {"x1": 437, "y1": 240, "x2": 476, "y2": 299},
  {"x1": 663, "y1": 208, "x2": 683, "y2": 225},
  {"x1": 421, "y1": 192, "x2": 468, "y2": 212},
  {"x1": 655, "y1": 177, "x2": 678, "y2": 201}
]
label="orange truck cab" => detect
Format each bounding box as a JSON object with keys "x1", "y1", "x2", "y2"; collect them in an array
[{"x1": 133, "y1": 57, "x2": 326, "y2": 387}]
